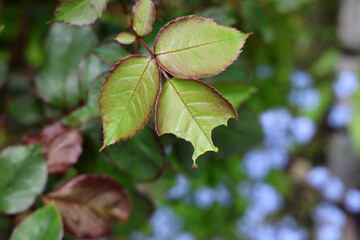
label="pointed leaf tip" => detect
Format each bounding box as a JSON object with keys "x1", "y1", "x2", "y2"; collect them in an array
[
  {"x1": 156, "y1": 78, "x2": 237, "y2": 162},
  {"x1": 192, "y1": 163, "x2": 198, "y2": 170}
]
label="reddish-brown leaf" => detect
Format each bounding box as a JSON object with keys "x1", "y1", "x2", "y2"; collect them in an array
[
  {"x1": 20, "y1": 123, "x2": 83, "y2": 175},
  {"x1": 41, "y1": 174, "x2": 131, "y2": 239}
]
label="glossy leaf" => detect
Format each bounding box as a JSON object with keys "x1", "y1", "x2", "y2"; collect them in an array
[
  {"x1": 93, "y1": 42, "x2": 130, "y2": 65},
  {"x1": 154, "y1": 15, "x2": 250, "y2": 78},
  {"x1": 0, "y1": 145, "x2": 47, "y2": 214},
  {"x1": 211, "y1": 82, "x2": 256, "y2": 108},
  {"x1": 36, "y1": 23, "x2": 97, "y2": 109},
  {"x1": 156, "y1": 78, "x2": 238, "y2": 166},
  {"x1": 21, "y1": 123, "x2": 83, "y2": 175},
  {"x1": 106, "y1": 126, "x2": 166, "y2": 182},
  {"x1": 41, "y1": 174, "x2": 131, "y2": 239},
  {"x1": 131, "y1": 0, "x2": 155, "y2": 37},
  {"x1": 99, "y1": 55, "x2": 161, "y2": 149},
  {"x1": 54, "y1": 0, "x2": 109, "y2": 26},
  {"x1": 115, "y1": 32, "x2": 136, "y2": 45},
  {"x1": 10, "y1": 205, "x2": 62, "y2": 240},
  {"x1": 65, "y1": 75, "x2": 106, "y2": 126}
]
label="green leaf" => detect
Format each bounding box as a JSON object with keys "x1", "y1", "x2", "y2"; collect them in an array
[
  {"x1": 211, "y1": 82, "x2": 256, "y2": 108},
  {"x1": 54, "y1": 0, "x2": 109, "y2": 26},
  {"x1": 10, "y1": 204, "x2": 62, "y2": 240},
  {"x1": 131, "y1": 0, "x2": 155, "y2": 37},
  {"x1": 154, "y1": 15, "x2": 250, "y2": 78},
  {"x1": 36, "y1": 23, "x2": 97, "y2": 109},
  {"x1": 115, "y1": 32, "x2": 136, "y2": 45},
  {"x1": 106, "y1": 126, "x2": 166, "y2": 182},
  {"x1": 156, "y1": 78, "x2": 238, "y2": 167},
  {"x1": 0, "y1": 145, "x2": 47, "y2": 214},
  {"x1": 93, "y1": 42, "x2": 130, "y2": 65},
  {"x1": 99, "y1": 55, "x2": 161, "y2": 149}
]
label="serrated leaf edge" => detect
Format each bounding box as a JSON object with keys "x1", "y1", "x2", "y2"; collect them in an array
[{"x1": 153, "y1": 15, "x2": 251, "y2": 79}]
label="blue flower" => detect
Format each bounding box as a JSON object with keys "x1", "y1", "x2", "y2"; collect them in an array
[
  {"x1": 315, "y1": 225, "x2": 342, "y2": 240},
  {"x1": 333, "y1": 70, "x2": 358, "y2": 99},
  {"x1": 290, "y1": 70, "x2": 313, "y2": 88},
  {"x1": 287, "y1": 88, "x2": 321, "y2": 111},
  {"x1": 193, "y1": 186, "x2": 215, "y2": 210},
  {"x1": 313, "y1": 202, "x2": 346, "y2": 227},
  {"x1": 166, "y1": 174, "x2": 191, "y2": 200},
  {"x1": 242, "y1": 149, "x2": 272, "y2": 180},
  {"x1": 150, "y1": 207, "x2": 184, "y2": 239},
  {"x1": 278, "y1": 228, "x2": 308, "y2": 240},
  {"x1": 214, "y1": 184, "x2": 233, "y2": 208},
  {"x1": 173, "y1": 232, "x2": 196, "y2": 240},
  {"x1": 321, "y1": 176, "x2": 344, "y2": 202},
  {"x1": 344, "y1": 188, "x2": 360, "y2": 213},
  {"x1": 250, "y1": 182, "x2": 283, "y2": 216},
  {"x1": 327, "y1": 103, "x2": 352, "y2": 128},
  {"x1": 306, "y1": 166, "x2": 331, "y2": 190},
  {"x1": 291, "y1": 117, "x2": 316, "y2": 145}
]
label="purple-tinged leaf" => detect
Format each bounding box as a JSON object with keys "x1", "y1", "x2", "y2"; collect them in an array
[
  {"x1": 41, "y1": 174, "x2": 131, "y2": 239},
  {"x1": 21, "y1": 123, "x2": 83, "y2": 175}
]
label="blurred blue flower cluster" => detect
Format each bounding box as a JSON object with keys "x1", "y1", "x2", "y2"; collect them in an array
[
  {"x1": 242, "y1": 107, "x2": 316, "y2": 181},
  {"x1": 131, "y1": 207, "x2": 196, "y2": 240},
  {"x1": 287, "y1": 70, "x2": 321, "y2": 111},
  {"x1": 313, "y1": 203, "x2": 346, "y2": 240},
  {"x1": 327, "y1": 70, "x2": 358, "y2": 128},
  {"x1": 166, "y1": 174, "x2": 233, "y2": 210}
]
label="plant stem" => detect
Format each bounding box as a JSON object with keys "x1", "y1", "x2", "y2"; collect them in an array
[{"x1": 131, "y1": 29, "x2": 172, "y2": 81}]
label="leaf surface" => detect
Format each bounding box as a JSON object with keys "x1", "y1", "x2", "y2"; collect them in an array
[
  {"x1": 93, "y1": 42, "x2": 130, "y2": 65},
  {"x1": 211, "y1": 82, "x2": 256, "y2": 108},
  {"x1": 154, "y1": 15, "x2": 250, "y2": 78},
  {"x1": 36, "y1": 23, "x2": 97, "y2": 109},
  {"x1": 115, "y1": 32, "x2": 136, "y2": 45},
  {"x1": 41, "y1": 174, "x2": 131, "y2": 239},
  {"x1": 21, "y1": 123, "x2": 83, "y2": 175},
  {"x1": 99, "y1": 55, "x2": 160, "y2": 149},
  {"x1": 10, "y1": 205, "x2": 62, "y2": 240},
  {"x1": 156, "y1": 78, "x2": 237, "y2": 165},
  {"x1": 0, "y1": 145, "x2": 47, "y2": 214},
  {"x1": 106, "y1": 126, "x2": 166, "y2": 182},
  {"x1": 131, "y1": 0, "x2": 155, "y2": 37},
  {"x1": 54, "y1": 0, "x2": 109, "y2": 26}
]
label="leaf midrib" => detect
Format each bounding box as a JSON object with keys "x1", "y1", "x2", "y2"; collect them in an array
[
  {"x1": 156, "y1": 37, "x2": 233, "y2": 56},
  {"x1": 106, "y1": 58, "x2": 152, "y2": 142},
  {"x1": 167, "y1": 80, "x2": 214, "y2": 148},
  {"x1": 0, "y1": 147, "x2": 37, "y2": 200}
]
